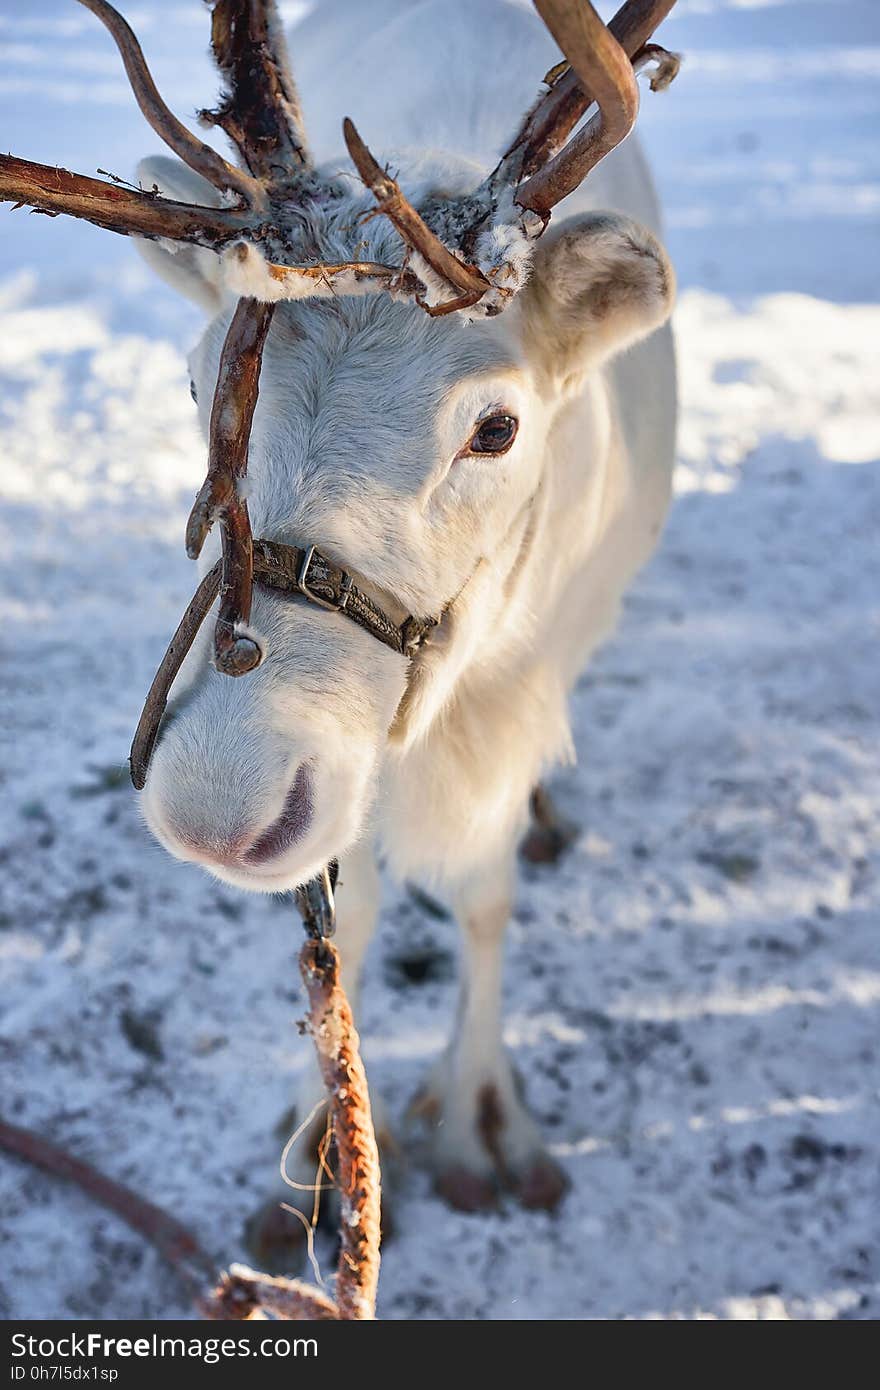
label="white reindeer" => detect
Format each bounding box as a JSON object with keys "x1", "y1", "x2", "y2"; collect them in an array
[{"x1": 1, "y1": 0, "x2": 678, "y2": 1256}]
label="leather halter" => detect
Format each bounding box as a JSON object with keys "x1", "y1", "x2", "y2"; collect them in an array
[
  {"x1": 128, "y1": 537, "x2": 438, "y2": 791},
  {"x1": 251, "y1": 538, "x2": 437, "y2": 659}
]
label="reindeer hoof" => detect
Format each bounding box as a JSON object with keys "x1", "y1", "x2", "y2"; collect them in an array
[
  {"x1": 513, "y1": 1153, "x2": 569, "y2": 1211},
  {"x1": 520, "y1": 786, "x2": 578, "y2": 864},
  {"x1": 434, "y1": 1165, "x2": 498, "y2": 1213},
  {"x1": 519, "y1": 824, "x2": 572, "y2": 864}
]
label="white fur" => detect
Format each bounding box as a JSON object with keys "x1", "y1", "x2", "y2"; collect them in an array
[{"x1": 139, "y1": 0, "x2": 677, "y2": 1204}]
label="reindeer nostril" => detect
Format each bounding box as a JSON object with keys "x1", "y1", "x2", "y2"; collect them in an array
[
  {"x1": 162, "y1": 825, "x2": 251, "y2": 867},
  {"x1": 243, "y1": 766, "x2": 313, "y2": 867}
]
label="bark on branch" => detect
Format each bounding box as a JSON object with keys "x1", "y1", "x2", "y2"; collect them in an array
[{"x1": 0, "y1": 156, "x2": 253, "y2": 245}]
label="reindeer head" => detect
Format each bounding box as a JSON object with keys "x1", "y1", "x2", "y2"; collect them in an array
[{"x1": 1, "y1": 0, "x2": 679, "y2": 891}]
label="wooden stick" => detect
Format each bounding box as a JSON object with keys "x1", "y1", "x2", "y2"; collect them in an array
[
  {"x1": 300, "y1": 937, "x2": 381, "y2": 1320},
  {"x1": 203, "y1": 1264, "x2": 340, "y2": 1320},
  {"x1": 1, "y1": 934, "x2": 382, "y2": 1320},
  {"x1": 0, "y1": 1118, "x2": 215, "y2": 1296}
]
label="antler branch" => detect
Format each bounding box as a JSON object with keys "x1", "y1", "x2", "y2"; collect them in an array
[
  {"x1": 633, "y1": 41, "x2": 681, "y2": 92},
  {"x1": 516, "y1": 0, "x2": 640, "y2": 215},
  {"x1": 500, "y1": 0, "x2": 679, "y2": 192},
  {"x1": 186, "y1": 297, "x2": 275, "y2": 677},
  {"x1": 0, "y1": 155, "x2": 252, "y2": 244},
  {"x1": 204, "y1": 0, "x2": 311, "y2": 182},
  {"x1": 77, "y1": 0, "x2": 261, "y2": 204},
  {"x1": 343, "y1": 118, "x2": 489, "y2": 315},
  {"x1": 129, "y1": 564, "x2": 222, "y2": 791}
]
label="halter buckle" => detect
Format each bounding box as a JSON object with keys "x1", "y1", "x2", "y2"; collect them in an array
[
  {"x1": 298, "y1": 545, "x2": 353, "y2": 613},
  {"x1": 294, "y1": 861, "x2": 338, "y2": 939}
]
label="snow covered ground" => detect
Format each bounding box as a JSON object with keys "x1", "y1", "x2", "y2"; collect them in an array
[{"x1": 1, "y1": 0, "x2": 878, "y2": 1321}]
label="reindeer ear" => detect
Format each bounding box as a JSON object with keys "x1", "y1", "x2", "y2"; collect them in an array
[
  {"x1": 134, "y1": 156, "x2": 226, "y2": 314},
  {"x1": 518, "y1": 212, "x2": 675, "y2": 393}
]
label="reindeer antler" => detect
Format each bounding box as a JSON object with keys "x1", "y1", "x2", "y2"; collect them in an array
[
  {"x1": 185, "y1": 297, "x2": 275, "y2": 675},
  {"x1": 342, "y1": 119, "x2": 491, "y2": 317},
  {"x1": 495, "y1": 0, "x2": 679, "y2": 195},
  {"x1": 516, "y1": 0, "x2": 640, "y2": 213},
  {"x1": 340, "y1": 0, "x2": 680, "y2": 312},
  {"x1": 80, "y1": 0, "x2": 263, "y2": 203},
  {"x1": 0, "y1": 0, "x2": 680, "y2": 691},
  {"x1": 204, "y1": 0, "x2": 310, "y2": 182}
]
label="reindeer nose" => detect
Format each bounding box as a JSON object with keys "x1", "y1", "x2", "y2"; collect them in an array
[
  {"x1": 156, "y1": 765, "x2": 313, "y2": 872},
  {"x1": 167, "y1": 824, "x2": 253, "y2": 869}
]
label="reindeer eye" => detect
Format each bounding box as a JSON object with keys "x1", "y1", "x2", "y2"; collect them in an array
[
  {"x1": 468, "y1": 413, "x2": 518, "y2": 455},
  {"x1": 189, "y1": 379, "x2": 198, "y2": 404}
]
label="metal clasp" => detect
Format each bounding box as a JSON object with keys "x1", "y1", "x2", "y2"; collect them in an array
[
  {"x1": 298, "y1": 544, "x2": 352, "y2": 613},
  {"x1": 294, "y1": 861, "x2": 338, "y2": 939}
]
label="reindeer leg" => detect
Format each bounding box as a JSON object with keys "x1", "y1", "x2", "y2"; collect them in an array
[
  {"x1": 519, "y1": 783, "x2": 579, "y2": 865},
  {"x1": 246, "y1": 839, "x2": 391, "y2": 1272},
  {"x1": 412, "y1": 850, "x2": 568, "y2": 1212}
]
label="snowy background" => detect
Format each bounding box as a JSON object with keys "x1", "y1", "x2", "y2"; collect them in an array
[{"x1": 1, "y1": 0, "x2": 878, "y2": 1320}]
